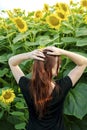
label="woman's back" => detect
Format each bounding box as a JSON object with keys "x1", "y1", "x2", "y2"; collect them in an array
[{"x1": 18, "y1": 76, "x2": 72, "y2": 130}]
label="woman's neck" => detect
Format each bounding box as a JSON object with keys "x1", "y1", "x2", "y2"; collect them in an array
[{"x1": 48, "y1": 81, "x2": 56, "y2": 95}]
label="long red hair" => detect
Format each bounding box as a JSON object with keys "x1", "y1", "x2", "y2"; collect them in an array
[{"x1": 30, "y1": 50, "x2": 61, "y2": 118}]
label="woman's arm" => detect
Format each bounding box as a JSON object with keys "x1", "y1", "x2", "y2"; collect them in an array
[
  {"x1": 46, "y1": 46, "x2": 87, "y2": 86},
  {"x1": 8, "y1": 50, "x2": 45, "y2": 83}
]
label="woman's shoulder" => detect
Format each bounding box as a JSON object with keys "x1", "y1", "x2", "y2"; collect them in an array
[
  {"x1": 55, "y1": 76, "x2": 72, "y2": 93},
  {"x1": 56, "y1": 76, "x2": 72, "y2": 85},
  {"x1": 18, "y1": 76, "x2": 31, "y2": 89}
]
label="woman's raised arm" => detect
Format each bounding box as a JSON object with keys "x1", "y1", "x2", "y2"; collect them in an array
[
  {"x1": 8, "y1": 50, "x2": 45, "y2": 83},
  {"x1": 46, "y1": 46, "x2": 87, "y2": 86}
]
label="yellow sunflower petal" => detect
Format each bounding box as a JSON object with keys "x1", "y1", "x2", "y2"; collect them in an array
[
  {"x1": 43, "y1": 3, "x2": 49, "y2": 12},
  {"x1": 54, "y1": 2, "x2": 60, "y2": 10},
  {"x1": 13, "y1": 16, "x2": 28, "y2": 33},
  {"x1": 34, "y1": 10, "x2": 43, "y2": 19},
  {"x1": 56, "y1": 10, "x2": 68, "y2": 21},
  {"x1": 59, "y1": 2, "x2": 70, "y2": 15},
  {"x1": 1, "y1": 89, "x2": 15, "y2": 104},
  {"x1": 46, "y1": 14, "x2": 61, "y2": 29}
]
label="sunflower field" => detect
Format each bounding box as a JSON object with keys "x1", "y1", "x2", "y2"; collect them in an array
[{"x1": 0, "y1": 0, "x2": 87, "y2": 130}]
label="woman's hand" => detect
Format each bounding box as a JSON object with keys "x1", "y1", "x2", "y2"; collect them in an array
[
  {"x1": 29, "y1": 50, "x2": 45, "y2": 61},
  {"x1": 45, "y1": 46, "x2": 62, "y2": 56},
  {"x1": 8, "y1": 49, "x2": 45, "y2": 83}
]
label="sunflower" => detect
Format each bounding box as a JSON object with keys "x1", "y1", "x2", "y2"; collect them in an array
[
  {"x1": 0, "y1": 19, "x2": 9, "y2": 29},
  {"x1": 59, "y1": 2, "x2": 70, "y2": 15},
  {"x1": 69, "y1": 0, "x2": 74, "y2": 5},
  {"x1": 0, "y1": 89, "x2": 15, "y2": 104},
  {"x1": 13, "y1": 8, "x2": 21, "y2": 14},
  {"x1": 34, "y1": 10, "x2": 43, "y2": 19},
  {"x1": 43, "y1": 3, "x2": 49, "y2": 12},
  {"x1": 13, "y1": 16, "x2": 28, "y2": 33},
  {"x1": 54, "y1": 2, "x2": 60, "y2": 10},
  {"x1": 6, "y1": 10, "x2": 13, "y2": 18},
  {"x1": 46, "y1": 14, "x2": 61, "y2": 29},
  {"x1": 80, "y1": 0, "x2": 87, "y2": 8},
  {"x1": 56, "y1": 10, "x2": 68, "y2": 21}
]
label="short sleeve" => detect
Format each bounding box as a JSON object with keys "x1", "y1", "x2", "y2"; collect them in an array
[
  {"x1": 18, "y1": 76, "x2": 30, "y2": 90},
  {"x1": 56, "y1": 76, "x2": 72, "y2": 97},
  {"x1": 18, "y1": 76, "x2": 31, "y2": 105}
]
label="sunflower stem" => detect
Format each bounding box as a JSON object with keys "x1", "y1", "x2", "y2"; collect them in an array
[
  {"x1": 6, "y1": 29, "x2": 14, "y2": 53},
  {"x1": 0, "y1": 78, "x2": 9, "y2": 86}
]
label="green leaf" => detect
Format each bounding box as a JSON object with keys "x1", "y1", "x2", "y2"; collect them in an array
[
  {"x1": 24, "y1": 41, "x2": 39, "y2": 46},
  {"x1": 36, "y1": 35, "x2": 51, "y2": 45},
  {"x1": 76, "y1": 27, "x2": 87, "y2": 37},
  {"x1": 13, "y1": 31, "x2": 29, "y2": 44},
  {"x1": 0, "y1": 36, "x2": 6, "y2": 41},
  {"x1": 15, "y1": 122, "x2": 26, "y2": 130},
  {"x1": 53, "y1": 42, "x2": 64, "y2": 45},
  {"x1": 62, "y1": 21, "x2": 74, "y2": 30},
  {"x1": 63, "y1": 62, "x2": 75, "y2": 76},
  {"x1": 0, "y1": 55, "x2": 7, "y2": 63},
  {"x1": 36, "y1": 35, "x2": 59, "y2": 46},
  {"x1": 0, "y1": 68, "x2": 8, "y2": 77},
  {"x1": 65, "y1": 115, "x2": 87, "y2": 130},
  {"x1": 7, "y1": 32, "x2": 16, "y2": 38},
  {"x1": 0, "y1": 77, "x2": 9, "y2": 86},
  {"x1": 10, "y1": 111, "x2": 24, "y2": 116},
  {"x1": 7, "y1": 115, "x2": 20, "y2": 125},
  {"x1": 61, "y1": 37, "x2": 77, "y2": 43},
  {"x1": 0, "y1": 110, "x2": 4, "y2": 119},
  {"x1": 62, "y1": 29, "x2": 73, "y2": 34},
  {"x1": 13, "y1": 34, "x2": 24, "y2": 44},
  {"x1": 64, "y1": 83, "x2": 87, "y2": 119},
  {"x1": 76, "y1": 38, "x2": 87, "y2": 46},
  {"x1": 15, "y1": 102, "x2": 25, "y2": 109},
  {"x1": 11, "y1": 43, "x2": 23, "y2": 50}
]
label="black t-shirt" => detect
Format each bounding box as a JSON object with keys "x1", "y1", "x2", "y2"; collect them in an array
[{"x1": 18, "y1": 76, "x2": 72, "y2": 130}]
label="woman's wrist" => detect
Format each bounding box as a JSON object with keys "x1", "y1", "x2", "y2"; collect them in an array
[
  {"x1": 9, "y1": 50, "x2": 45, "y2": 66},
  {"x1": 23, "y1": 52, "x2": 32, "y2": 60},
  {"x1": 56, "y1": 48, "x2": 66, "y2": 56},
  {"x1": 60, "y1": 49, "x2": 69, "y2": 56},
  {"x1": 9, "y1": 52, "x2": 32, "y2": 66}
]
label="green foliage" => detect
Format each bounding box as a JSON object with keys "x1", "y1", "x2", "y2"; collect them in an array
[
  {"x1": 0, "y1": 1, "x2": 87, "y2": 130},
  {"x1": 64, "y1": 83, "x2": 87, "y2": 119}
]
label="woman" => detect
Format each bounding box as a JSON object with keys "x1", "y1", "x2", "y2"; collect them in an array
[{"x1": 8, "y1": 46, "x2": 87, "y2": 130}]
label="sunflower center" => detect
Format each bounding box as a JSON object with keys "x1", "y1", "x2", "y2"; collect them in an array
[
  {"x1": 44, "y1": 4, "x2": 49, "y2": 11},
  {"x1": 57, "y1": 12, "x2": 65, "y2": 19},
  {"x1": 3, "y1": 92, "x2": 12, "y2": 99},
  {"x1": 36, "y1": 13, "x2": 40, "y2": 17},
  {"x1": 55, "y1": 3, "x2": 60, "y2": 8},
  {"x1": 49, "y1": 16, "x2": 59, "y2": 26},
  {"x1": 45, "y1": 6, "x2": 48, "y2": 10},
  {"x1": 35, "y1": 11, "x2": 42, "y2": 18},
  {"x1": 15, "y1": 19, "x2": 24, "y2": 29},
  {"x1": 61, "y1": 4, "x2": 67, "y2": 12}
]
